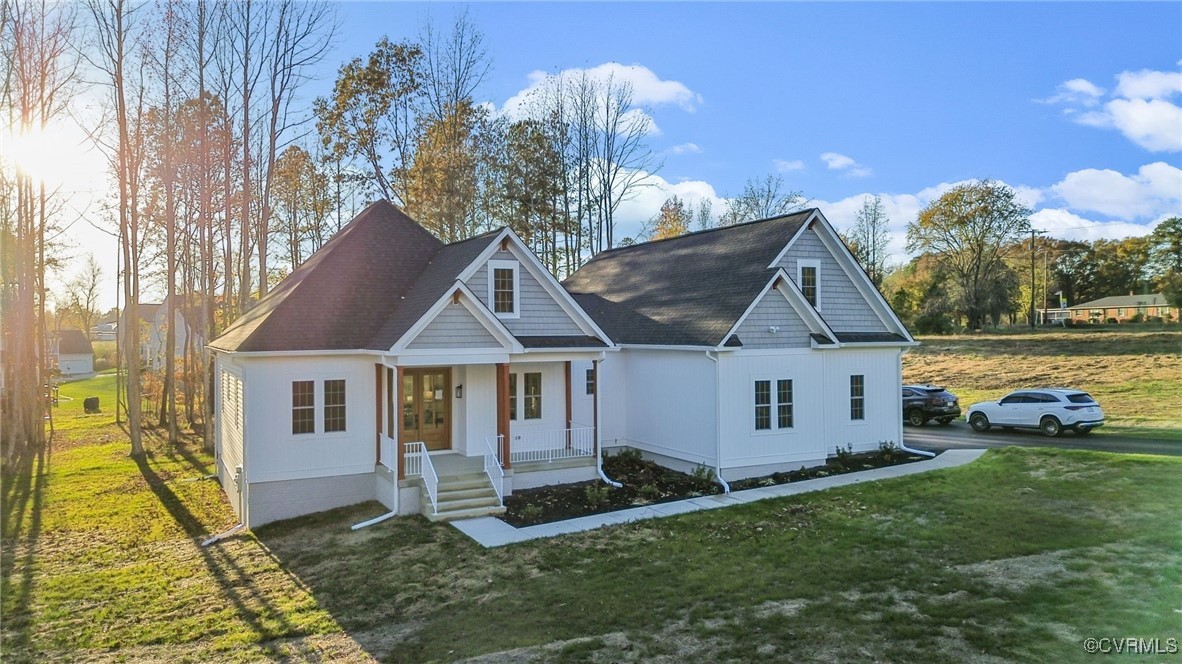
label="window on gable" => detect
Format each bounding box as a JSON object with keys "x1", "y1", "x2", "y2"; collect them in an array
[
  {"x1": 798, "y1": 259, "x2": 820, "y2": 307},
  {"x1": 850, "y1": 374, "x2": 865, "y2": 421},
  {"x1": 488, "y1": 260, "x2": 519, "y2": 317},
  {"x1": 324, "y1": 379, "x2": 346, "y2": 432},
  {"x1": 292, "y1": 380, "x2": 315, "y2": 434}
]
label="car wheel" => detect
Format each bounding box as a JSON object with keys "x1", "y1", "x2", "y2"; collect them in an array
[
  {"x1": 1040, "y1": 416, "x2": 1062, "y2": 437},
  {"x1": 969, "y1": 412, "x2": 990, "y2": 432},
  {"x1": 1075, "y1": 426, "x2": 1092, "y2": 436},
  {"x1": 907, "y1": 409, "x2": 926, "y2": 427},
  {"x1": 936, "y1": 417, "x2": 953, "y2": 425}
]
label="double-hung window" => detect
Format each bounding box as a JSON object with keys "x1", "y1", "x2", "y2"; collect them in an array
[
  {"x1": 850, "y1": 374, "x2": 865, "y2": 421},
  {"x1": 585, "y1": 367, "x2": 595, "y2": 395},
  {"x1": 754, "y1": 378, "x2": 795, "y2": 431},
  {"x1": 292, "y1": 380, "x2": 315, "y2": 434},
  {"x1": 488, "y1": 259, "x2": 520, "y2": 318},
  {"x1": 798, "y1": 259, "x2": 820, "y2": 307},
  {"x1": 324, "y1": 379, "x2": 346, "y2": 432}
]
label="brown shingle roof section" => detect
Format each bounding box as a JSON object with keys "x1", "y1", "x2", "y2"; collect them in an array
[
  {"x1": 563, "y1": 211, "x2": 815, "y2": 346},
  {"x1": 210, "y1": 200, "x2": 444, "y2": 352}
]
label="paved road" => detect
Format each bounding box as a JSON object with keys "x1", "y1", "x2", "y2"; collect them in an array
[{"x1": 903, "y1": 420, "x2": 1182, "y2": 457}]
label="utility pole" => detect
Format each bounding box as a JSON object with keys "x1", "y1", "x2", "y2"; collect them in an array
[{"x1": 1030, "y1": 228, "x2": 1045, "y2": 328}]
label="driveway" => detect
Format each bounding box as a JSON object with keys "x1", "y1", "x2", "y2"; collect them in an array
[{"x1": 904, "y1": 421, "x2": 1182, "y2": 457}]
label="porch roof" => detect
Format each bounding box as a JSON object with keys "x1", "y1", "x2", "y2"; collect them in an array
[{"x1": 516, "y1": 335, "x2": 608, "y2": 349}]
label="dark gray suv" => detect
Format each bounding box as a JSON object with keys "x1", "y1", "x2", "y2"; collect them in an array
[{"x1": 901, "y1": 385, "x2": 961, "y2": 426}]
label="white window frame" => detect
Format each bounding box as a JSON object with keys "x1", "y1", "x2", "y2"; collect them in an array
[
  {"x1": 850, "y1": 374, "x2": 866, "y2": 422},
  {"x1": 797, "y1": 259, "x2": 821, "y2": 308},
  {"x1": 752, "y1": 374, "x2": 797, "y2": 435},
  {"x1": 487, "y1": 259, "x2": 520, "y2": 319},
  {"x1": 323, "y1": 378, "x2": 347, "y2": 433},
  {"x1": 290, "y1": 376, "x2": 352, "y2": 439},
  {"x1": 507, "y1": 370, "x2": 542, "y2": 421},
  {"x1": 292, "y1": 379, "x2": 316, "y2": 435}
]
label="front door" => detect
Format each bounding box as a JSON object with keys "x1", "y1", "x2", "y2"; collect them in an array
[{"x1": 400, "y1": 368, "x2": 451, "y2": 451}]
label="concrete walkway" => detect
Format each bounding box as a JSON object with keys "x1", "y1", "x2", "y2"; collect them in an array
[{"x1": 451, "y1": 448, "x2": 988, "y2": 547}]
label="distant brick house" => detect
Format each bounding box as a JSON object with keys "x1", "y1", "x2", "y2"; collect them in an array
[{"x1": 1067, "y1": 294, "x2": 1174, "y2": 324}]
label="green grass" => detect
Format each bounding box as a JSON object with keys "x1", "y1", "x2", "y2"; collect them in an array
[
  {"x1": 906, "y1": 329, "x2": 1182, "y2": 436},
  {"x1": 4, "y1": 408, "x2": 1180, "y2": 661}
]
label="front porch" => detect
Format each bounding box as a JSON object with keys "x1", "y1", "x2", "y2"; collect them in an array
[{"x1": 372, "y1": 353, "x2": 603, "y2": 519}]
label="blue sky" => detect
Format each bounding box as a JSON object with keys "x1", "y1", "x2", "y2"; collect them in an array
[
  {"x1": 326, "y1": 2, "x2": 1182, "y2": 247},
  {"x1": 55, "y1": 2, "x2": 1182, "y2": 309}
]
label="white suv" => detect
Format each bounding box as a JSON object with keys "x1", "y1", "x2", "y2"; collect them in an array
[{"x1": 966, "y1": 389, "x2": 1105, "y2": 437}]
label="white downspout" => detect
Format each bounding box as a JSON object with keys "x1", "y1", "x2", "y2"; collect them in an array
[
  {"x1": 706, "y1": 351, "x2": 731, "y2": 494},
  {"x1": 897, "y1": 348, "x2": 935, "y2": 458},
  {"x1": 595, "y1": 356, "x2": 622, "y2": 488}
]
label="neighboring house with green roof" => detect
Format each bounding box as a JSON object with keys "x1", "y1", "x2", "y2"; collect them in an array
[
  {"x1": 1067, "y1": 293, "x2": 1173, "y2": 324},
  {"x1": 209, "y1": 200, "x2": 916, "y2": 529}
]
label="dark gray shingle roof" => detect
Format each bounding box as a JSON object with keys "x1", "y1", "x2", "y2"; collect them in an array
[
  {"x1": 563, "y1": 211, "x2": 815, "y2": 346},
  {"x1": 210, "y1": 200, "x2": 444, "y2": 352},
  {"x1": 55, "y1": 329, "x2": 93, "y2": 355},
  {"x1": 1069, "y1": 294, "x2": 1168, "y2": 310}
]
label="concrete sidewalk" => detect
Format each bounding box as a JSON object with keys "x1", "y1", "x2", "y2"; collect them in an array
[{"x1": 452, "y1": 448, "x2": 988, "y2": 547}]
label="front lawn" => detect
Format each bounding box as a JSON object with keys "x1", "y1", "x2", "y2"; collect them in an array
[{"x1": 3, "y1": 405, "x2": 1179, "y2": 662}]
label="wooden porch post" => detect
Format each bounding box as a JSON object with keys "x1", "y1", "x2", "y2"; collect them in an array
[
  {"x1": 496, "y1": 362, "x2": 511, "y2": 469},
  {"x1": 374, "y1": 364, "x2": 382, "y2": 464},
  {"x1": 564, "y1": 360, "x2": 572, "y2": 449},
  {"x1": 396, "y1": 366, "x2": 405, "y2": 480}
]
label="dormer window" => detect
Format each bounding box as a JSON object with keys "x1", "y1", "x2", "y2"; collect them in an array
[
  {"x1": 798, "y1": 259, "x2": 820, "y2": 307},
  {"x1": 488, "y1": 259, "x2": 519, "y2": 318}
]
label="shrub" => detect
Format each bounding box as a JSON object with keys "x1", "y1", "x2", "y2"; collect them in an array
[
  {"x1": 612, "y1": 448, "x2": 643, "y2": 463},
  {"x1": 584, "y1": 484, "x2": 612, "y2": 509},
  {"x1": 638, "y1": 484, "x2": 660, "y2": 501},
  {"x1": 520, "y1": 504, "x2": 543, "y2": 522},
  {"x1": 830, "y1": 443, "x2": 855, "y2": 470},
  {"x1": 879, "y1": 440, "x2": 901, "y2": 463},
  {"x1": 690, "y1": 464, "x2": 716, "y2": 488}
]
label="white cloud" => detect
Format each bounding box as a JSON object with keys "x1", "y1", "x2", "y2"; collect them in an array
[
  {"x1": 499, "y1": 62, "x2": 701, "y2": 120},
  {"x1": 1105, "y1": 98, "x2": 1182, "y2": 152},
  {"x1": 1041, "y1": 78, "x2": 1106, "y2": 107},
  {"x1": 773, "y1": 158, "x2": 804, "y2": 172},
  {"x1": 610, "y1": 170, "x2": 727, "y2": 242},
  {"x1": 1051, "y1": 162, "x2": 1182, "y2": 218},
  {"x1": 1046, "y1": 65, "x2": 1182, "y2": 152},
  {"x1": 1115, "y1": 69, "x2": 1182, "y2": 100},
  {"x1": 667, "y1": 142, "x2": 702, "y2": 156},
  {"x1": 820, "y1": 152, "x2": 872, "y2": 178},
  {"x1": 1029, "y1": 208, "x2": 1161, "y2": 243}
]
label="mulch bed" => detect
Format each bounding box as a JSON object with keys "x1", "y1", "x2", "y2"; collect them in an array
[{"x1": 499, "y1": 445, "x2": 927, "y2": 527}]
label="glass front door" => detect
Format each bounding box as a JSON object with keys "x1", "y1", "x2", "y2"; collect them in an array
[{"x1": 400, "y1": 368, "x2": 451, "y2": 451}]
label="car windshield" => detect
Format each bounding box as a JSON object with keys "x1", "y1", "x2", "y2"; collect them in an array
[{"x1": 1066, "y1": 393, "x2": 1096, "y2": 404}]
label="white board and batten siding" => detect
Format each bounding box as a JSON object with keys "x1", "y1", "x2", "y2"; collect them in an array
[
  {"x1": 217, "y1": 359, "x2": 246, "y2": 520},
  {"x1": 611, "y1": 349, "x2": 717, "y2": 466},
  {"x1": 716, "y1": 350, "x2": 827, "y2": 474},
  {"x1": 238, "y1": 354, "x2": 377, "y2": 526},
  {"x1": 779, "y1": 228, "x2": 888, "y2": 332},
  {"x1": 820, "y1": 347, "x2": 904, "y2": 454},
  {"x1": 464, "y1": 249, "x2": 585, "y2": 336}
]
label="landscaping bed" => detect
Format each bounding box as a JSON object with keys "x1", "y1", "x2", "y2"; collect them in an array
[{"x1": 500, "y1": 443, "x2": 926, "y2": 527}]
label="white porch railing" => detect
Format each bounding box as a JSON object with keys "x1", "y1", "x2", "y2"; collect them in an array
[
  {"x1": 482, "y1": 435, "x2": 505, "y2": 505},
  {"x1": 509, "y1": 425, "x2": 595, "y2": 464},
  {"x1": 403, "y1": 441, "x2": 438, "y2": 515}
]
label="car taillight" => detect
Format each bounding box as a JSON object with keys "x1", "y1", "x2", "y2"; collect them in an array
[{"x1": 1065, "y1": 405, "x2": 1090, "y2": 411}]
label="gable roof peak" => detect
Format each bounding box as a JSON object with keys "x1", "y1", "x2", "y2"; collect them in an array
[{"x1": 590, "y1": 207, "x2": 818, "y2": 260}]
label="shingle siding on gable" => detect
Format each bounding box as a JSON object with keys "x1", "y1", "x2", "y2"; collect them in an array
[
  {"x1": 734, "y1": 290, "x2": 811, "y2": 349},
  {"x1": 780, "y1": 229, "x2": 887, "y2": 332},
  {"x1": 466, "y1": 260, "x2": 585, "y2": 336},
  {"x1": 407, "y1": 303, "x2": 501, "y2": 349}
]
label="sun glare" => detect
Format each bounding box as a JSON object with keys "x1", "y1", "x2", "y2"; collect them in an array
[{"x1": 1, "y1": 123, "x2": 107, "y2": 193}]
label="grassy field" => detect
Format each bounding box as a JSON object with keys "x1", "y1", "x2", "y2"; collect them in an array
[
  {"x1": 3, "y1": 372, "x2": 1180, "y2": 662},
  {"x1": 905, "y1": 329, "x2": 1182, "y2": 439}
]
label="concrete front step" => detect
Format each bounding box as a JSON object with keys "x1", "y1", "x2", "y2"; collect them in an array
[
  {"x1": 437, "y1": 486, "x2": 499, "y2": 502},
  {"x1": 436, "y1": 477, "x2": 493, "y2": 492},
  {"x1": 421, "y1": 471, "x2": 505, "y2": 522}
]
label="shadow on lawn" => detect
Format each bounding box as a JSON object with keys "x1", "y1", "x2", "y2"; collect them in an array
[
  {"x1": 1, "y1": 444, "x2": 48, "y2": 656},
  {"x1": 129, "y1": 428, "x2": 325, "y2": 660}
]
